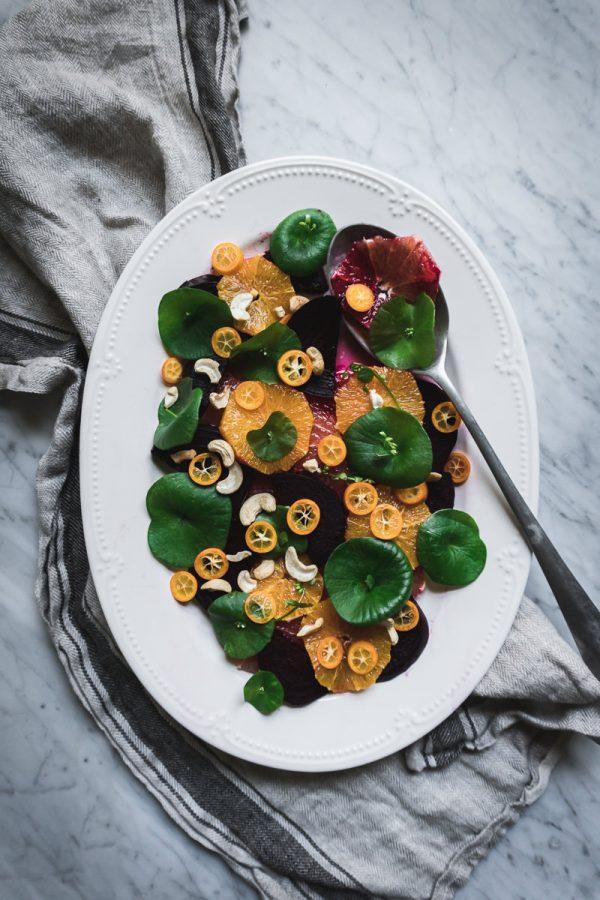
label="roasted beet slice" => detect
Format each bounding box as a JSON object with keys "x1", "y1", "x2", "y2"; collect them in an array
[
  {"x1": 151, "y1": 422, "x2": 222, "y2": 472},
  {"x1": 416, "y1": 378, "x2": 458, "y2": 472},
  {"x1": 426, "y1": 473, "x2": 455, "y2": 513},
  {"x1": 288, "y1": 295, "x2": 341, "y2": 398},
  {"x1": 257, "y1": 618, "x2": 327, "y2": 706},
  {"x1": 180, "y1": 272, "x2": 220, "y2": 293},
  {"x1": 270, "y1": 472, "x2": 346, "y2": 567},
  {"x1": 378, "y1": 603, "x2": 429, "y2": 682},
  {"x1": 290, "y1": 268, "x2": 329, "y2": 298}
]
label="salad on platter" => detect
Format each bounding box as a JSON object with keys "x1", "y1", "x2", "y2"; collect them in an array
[{"x1": 147, "y1": 208, "x2": 486, "y2": 715}]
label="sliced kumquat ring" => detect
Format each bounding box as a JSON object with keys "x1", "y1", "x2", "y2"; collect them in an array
[
  {"x1": 233, "y1": 380, "x2": 265, "y2": 411},
  {"x1": 169, "y1": 571, "x2": 198, "y2": 603},
  {"x1": 188, "y1": 452, "x2": 222, "y2": 486},
  {"x1": 343, "y1": 481, "x2": 379, "y2": 516},
  {"x1": 161, "y1": 357, "x2": 183, "y2": 386},
  {"x1": 315, "y1": 636, "x2": 344, "y2": 670},
  {"x1": 395, "y1": 483, "x2": 428, "y2": 506},
  {"x1": 277, "y1": 349, "x2": 313, "y2": 387},
  {"x1": 444, "y1": 451, "x2": 471, "y2": 485},
  {"x1": 211, "y1": 241, "x2": 244, "y2": 276},
  {"x1": 345, "y1": 283, "x2": 375, "y2": 312},
  {"x1": 211, "y1": 326, "x2": 241, "y2": 359},
  {"x1": 369, "y1": 503, "x2": 404, "y2": 540},
  {"x1": 244, "y1": 590, "x2": 276, "y2": 624},
  {"x1": 394, "y1": 600, "x2": 420, "y2": 632},
  {"x1": 194, "y1": 547, "x2": 229, "y2": 580},
  {"x1": 432, "y1": 401, "x2": 462, "y2": 433},
  {"x1": 347, "y1": 640, "x2": 379, "y2": 675},
  {"x1": 245, "y1": 520, "x2": 278, "y2": 553},
  {"x1": 286, "y1": 499, "x2": 321, "y2": 535},
  {"x1": 317, "y1": 434, "x2": 347, "y2": 466}
]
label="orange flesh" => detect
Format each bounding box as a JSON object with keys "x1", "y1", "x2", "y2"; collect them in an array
[
  {"x1": 336, "y1": 367, "x2": 424, "y2": 432},
  {"x1": 217, "y1": 256, "x2": 295, "y2": 334},
  {"x1": 345, "y1": 484, "x2": 430, "y2": 568}
]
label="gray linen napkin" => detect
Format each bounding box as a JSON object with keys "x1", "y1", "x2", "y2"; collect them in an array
[{"x1": 1, "y1": 2, "x2": 599, "y2": 898}]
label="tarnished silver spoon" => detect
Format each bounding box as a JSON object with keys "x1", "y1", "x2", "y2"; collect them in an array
[{"x1": 326, "y1": 225, "x2": 600, "y2": 679}]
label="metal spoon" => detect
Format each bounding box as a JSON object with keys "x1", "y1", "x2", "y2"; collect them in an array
[{"x1": 327, "y1": 225, "x2": 600, "y2": 679}]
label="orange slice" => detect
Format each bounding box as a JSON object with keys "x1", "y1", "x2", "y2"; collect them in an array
[
  {"x1": 220, "y1": 382, "x2": 313, "y2": 474},
  {"x1": 345, "y1": 484, "x2": 430, "y2": 568},
  {"x1": 169, "y1": 571, "x2": 197, "y2": 603},
  {"x1": 394, "y1": 600, "x2": 420, "y2": 632},
  {"x1": 395, "y1": 483, "x2": 428, "y2": 506},
  {"x1": 444, "y1": 451, "x2": 471, "y2": 484},
  {"x1": 301, "y1": 600, "x2": 391, "y2": 693},
  {"x1": 345, "y1": 283, "x2": 375, "y2": 312},
  {"x1": 253, "y1": 558, "x2": 323, "y2": 620},
  {"x1": 217, "y1": 256, "x2": 295, "y2": 335},
  {"x1": 234, "y1": 380, "x2": 265, "y2": 411},
  {"x1": 194, "y1": 547, "x2": 229, "y2": 581},
  {"x1": 211, "y1": 326, "x2": 241, "y2": 358},
  {"x1": 245, "y1": 520, "x2": 278, "y2": 553},
  {"x1": 244, "y1": 590, "x2": 276, "y2": 624},
  {"x1": 317, "y1": 434, "x2": 347, "y2": 466},
  {"x1": 286, "y1": 499, "x2": 320, "y2": 535},
  {"x1": 432, "y1": 401, "x2": 461, "y2": 433},
  {"x1": 161, "y1": 357, "x2": 183, "y2": 386},
  {"x1": 343, "y1": 481, "x2": 378, "y2": 516},
  {"x1": 335, "y1": 366, "x2": 424, "y2": 432},
  {"x1": 369, "y1": 504, "x2": 404, "y2": 540},
  {"x1": 347, "y1": 640, "x2": 378, "y2": 675},
  {"x1": 211, "y1": 242, "x2": 244, "y2": 275},
  {"x1": 188, "y1": 452, "x2": 222, "y2": 486}
]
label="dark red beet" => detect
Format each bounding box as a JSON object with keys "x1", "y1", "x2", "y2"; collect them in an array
[
  {"x1": 180, "y1": 272, "x2": 220, "y2": 293},
  {"x1": 288, "y1": 295, "x2": 341, "y2": 398},
  {"x1": 426, "y1": 473, "x2": 455, "y2": 513},
  {"x1": 270, "y1": 472, "x2": 346, "y2": 567},
  {"x1": 378, "y1": 603, "x2": 429, "y2": 682},
  {"x1": 257, "y1": 618, "x2": 327, "y2": 706},
  {"x1": 151, "y1": 422, "x2": 222, "y2": 472},
  {"x1": 416, "y1": 378, "x2": 458, "y2": 472}
]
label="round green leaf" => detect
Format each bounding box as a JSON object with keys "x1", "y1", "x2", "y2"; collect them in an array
[
  {"x1": 229, "y1": 322, "x2": 301, "y2": 383},
  {"x1": 146, "y1": 473, "x2": 231, "y2": 568},
  {"x1": 324, "y1": 537, "x2": 413, "y2": 625},
  {"x1": 270, "y1": 208, "x2": 336, "y2": 276},
  {"x1": 369, "y1": 292, "x2": 436, "y2": 369},
  {"x1": 247, "y1": 411, "x2": 297, "y2": 461},
  {"x1": 158, "y1": 288, "x2": 232, "y2": 359},
  {"x1": 259, "y1": 505, "x2": 308, "y2": 559},
  {"x1": 345, "y1": 407, "x2": 432, "y2": 488},
  {"x1": 244, "y1": 670, "x2": 284, "y2": 714},
  {"x1": 208, "y1": 593, "x2": 275, "y2": 658},
  {"x1": 153, "y1": 377, "x2": 202, "y2": 450},
  {"x1": 416, "y1": 508, "x2": 487, "y2": 586}
]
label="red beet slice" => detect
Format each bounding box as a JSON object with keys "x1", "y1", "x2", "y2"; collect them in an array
[
  {"x1": 257, "y1": 618, "x2": 328, "y2": 706},
  {"x1": 416, "y1": 377, "x2": 458, "y2": 472},
  {"x1": 180, "y1": 272, "x2": 221, "y2": 293},
  {"x1": 151, "y1": 422, "x2": 222, "y2": 472},
  {"x1": 288, "y1": 295, "x2": 341, "y2": 398},
  {"x1": 270, "y1": 472, "x2": 346, "y2": 567},
  {"x1": 425, "y1": 472, "x2": 455, "y2": 513},
  {"x1": 378, "y1": 603, "x2": 429, "y2": 682}
]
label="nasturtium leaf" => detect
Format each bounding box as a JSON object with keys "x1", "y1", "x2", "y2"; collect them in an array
[
  {"x1": 153, "y1": 377, "x2": 203, "y2": 450},
  {"x1": 259, "y1": 505, "x2": 308, "y2": 559},
  {"x1": 208, "y1": 592, "x2": 275, "y2": 658},
  {"x1": 416, "y1": 508, "x2": 487, "y2": 586},
  {"x1": 146, "y1": 474, "x2": 231, "y2": 568},
  {"x1": 158, "y1": 288, "x2": 232, "y2": 359},
  {"x1": 270, "y1": 208, "x2": 336, "y2": 277},
  {"x1": 345, "y1": 407, "x2": 432, "y2": 488},
  {"x1": 228, "y1": 322, "x2": 301, "y2": 383},
  {"x1": 244, "y1": 670, "x2": 284, "y2": 714},
  {"x1": 324, "y1": 537, "x2": 413, "y2": 625},
  {"x1": 247, "y1": 411, "x2": 298, "y2": 461},
  {"x1": 369, "y1": 292, "x2": 436, "y2": 369}
]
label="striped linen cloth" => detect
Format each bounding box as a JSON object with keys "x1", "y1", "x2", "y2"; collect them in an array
[{"x1": 1, "y1": 1, "x2": 599, "y2": 897}]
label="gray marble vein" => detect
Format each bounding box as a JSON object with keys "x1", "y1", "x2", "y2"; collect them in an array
[{"x1": 1, "y1": 0, "x2": 599, "y2": 898}]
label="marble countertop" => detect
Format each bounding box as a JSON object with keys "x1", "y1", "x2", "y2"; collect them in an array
[{"x1": 1, "y1": 0, "x2": 599, "y2": 898}]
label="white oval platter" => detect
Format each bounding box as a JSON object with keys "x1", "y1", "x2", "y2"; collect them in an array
[{"x1": 80, "y1": 156, "x2": 538, "y2": 772}]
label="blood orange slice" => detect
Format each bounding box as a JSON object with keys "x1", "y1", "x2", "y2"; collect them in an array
[
  {"x1": 217, "y1": 256, "x2": 295, "y2": 335},
  {"x1": 335, "y1": 366, "x2": 424, "y2": 432}
]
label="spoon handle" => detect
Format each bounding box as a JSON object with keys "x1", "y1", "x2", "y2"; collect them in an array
[{"x1": 433, "y1": 370, "x2": 600, "y2": 680}]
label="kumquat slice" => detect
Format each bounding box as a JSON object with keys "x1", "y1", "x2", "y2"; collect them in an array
[
  {"x1": 343, "y1": 481, "x2": 379, "y2": 516},
  {"x1": 169, "y1": 571, "x2": 198, "y2": 603},
  {"x1": 369, "y1": 503, "x2": 404, "y2": 540},
  {"x1": 245, "y1": 520, "x2": 278, "y2": 554},
  {"x1": 286, "y1": 499, "x2": 321, "y2": 536},
  {"x1": 431, "y1": 401, "x2": 461, "y2": 433},
  {"x1": 211, "y1": 326, "x2": 241, "y2": 359},
  {"x1": 395, "y1": 483, "x2": 428, "y2": 506},
  {"x1": 394, "y1": 600, "x2": 420, "y2": 632},
  {"x1": 277, "y1": 349, "x2": 313, "y2": 387},
  {"x1": 161, "y1": 357, "x2": 183, "y2": 386},
  {"x1": 315, "y1": 636, "x2": 344, "y2": 670},
  {"x1": 347, "y1": 640, "x2": 378, "y2": 675},
  {"x1": 211, "y1": 241, "x2": 244, "y2": 276},
  {"x1": 345, "y1": 283, "x2": 375, "y2": 312},
  {"x1": 194, "y1": 547, "x2": 229, "y2": 581},
  {"x1": 233, "y1": 380, "x2": 265, "y2": 411},
  {"x1": 188, "y1": 452, "x2": 222, "y2": 486},
  {"x1": 444, "y1": 451, "x2": 471, "y2": 485},
  {"x1": 244, "y1": 590, "x2": 276, "y2": 624},
  {"x1": 317, "y1": 434, "x2": 347, "y2": 466}
]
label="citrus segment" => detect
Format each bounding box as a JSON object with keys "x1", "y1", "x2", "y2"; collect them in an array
[
  {"x1": 335, "y1": 366, "x2": 424, "y2": 432},
  {"x1": 345, "y1": 484, "x2": 430, "y2": 568},
  {"x1": 188, "y1": 452, "x2": 222, "y2": 486},
  {"x1": 395, "y1": 483, "x2": 428, "y2": 506},
  {"x1": 211, "y1": 326, "x2": 241, "y2": 358},
  {"x1": 347, "y1": 640, "x2": 378, "y2": 675},
  {"x1": 161, "y1": 357, "x2": 183, "y2": 386},
  {"x1": 317, "y1": 434, "x2": 347, "y2": 466},
  {"x1": 169, "y1": 571, "x2": 197, "y2": 603},
  {"x1": 211, "y1": 242, "x2": 244, "y2": 276},
  {"x1": 369, "y1": 504, "x2": 404, "y2": 540},
  {"x1": 432, "y1": 401, "x2": 461, "y2": 433},
  {"x1": 220, "y1": 382, "x2": 313, "y2": 474},
  {"x1": 286, "y1": 499, "x2": 321, "y2": 535},
  {"x1": 343, "y1": 482, "x2": 378, "y2": 516},
  {"x1": 217, "y1": 256, "x2": 295, "y2": 335},
  {"x1": 244, "y1": 591, "x2": 276, "y2": 624},
  {"x1": 444, "y1": 451, "x2": 471, "y2": 484},
  {"x1": 394, "y1": 600, "x2": 420, "y2": 632},
  {"x1": 277, "y1": 349, "x2": 313, "y2": 386},
  {"x1": 245, "y1": 520, "x2": 278, "y2": 553},
  {"x1": 234, "y1": 380, "x2": 265, "y2": 411},
  {"x1": 194, "y1": 547, "x2": 229, "y2": 581}
]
